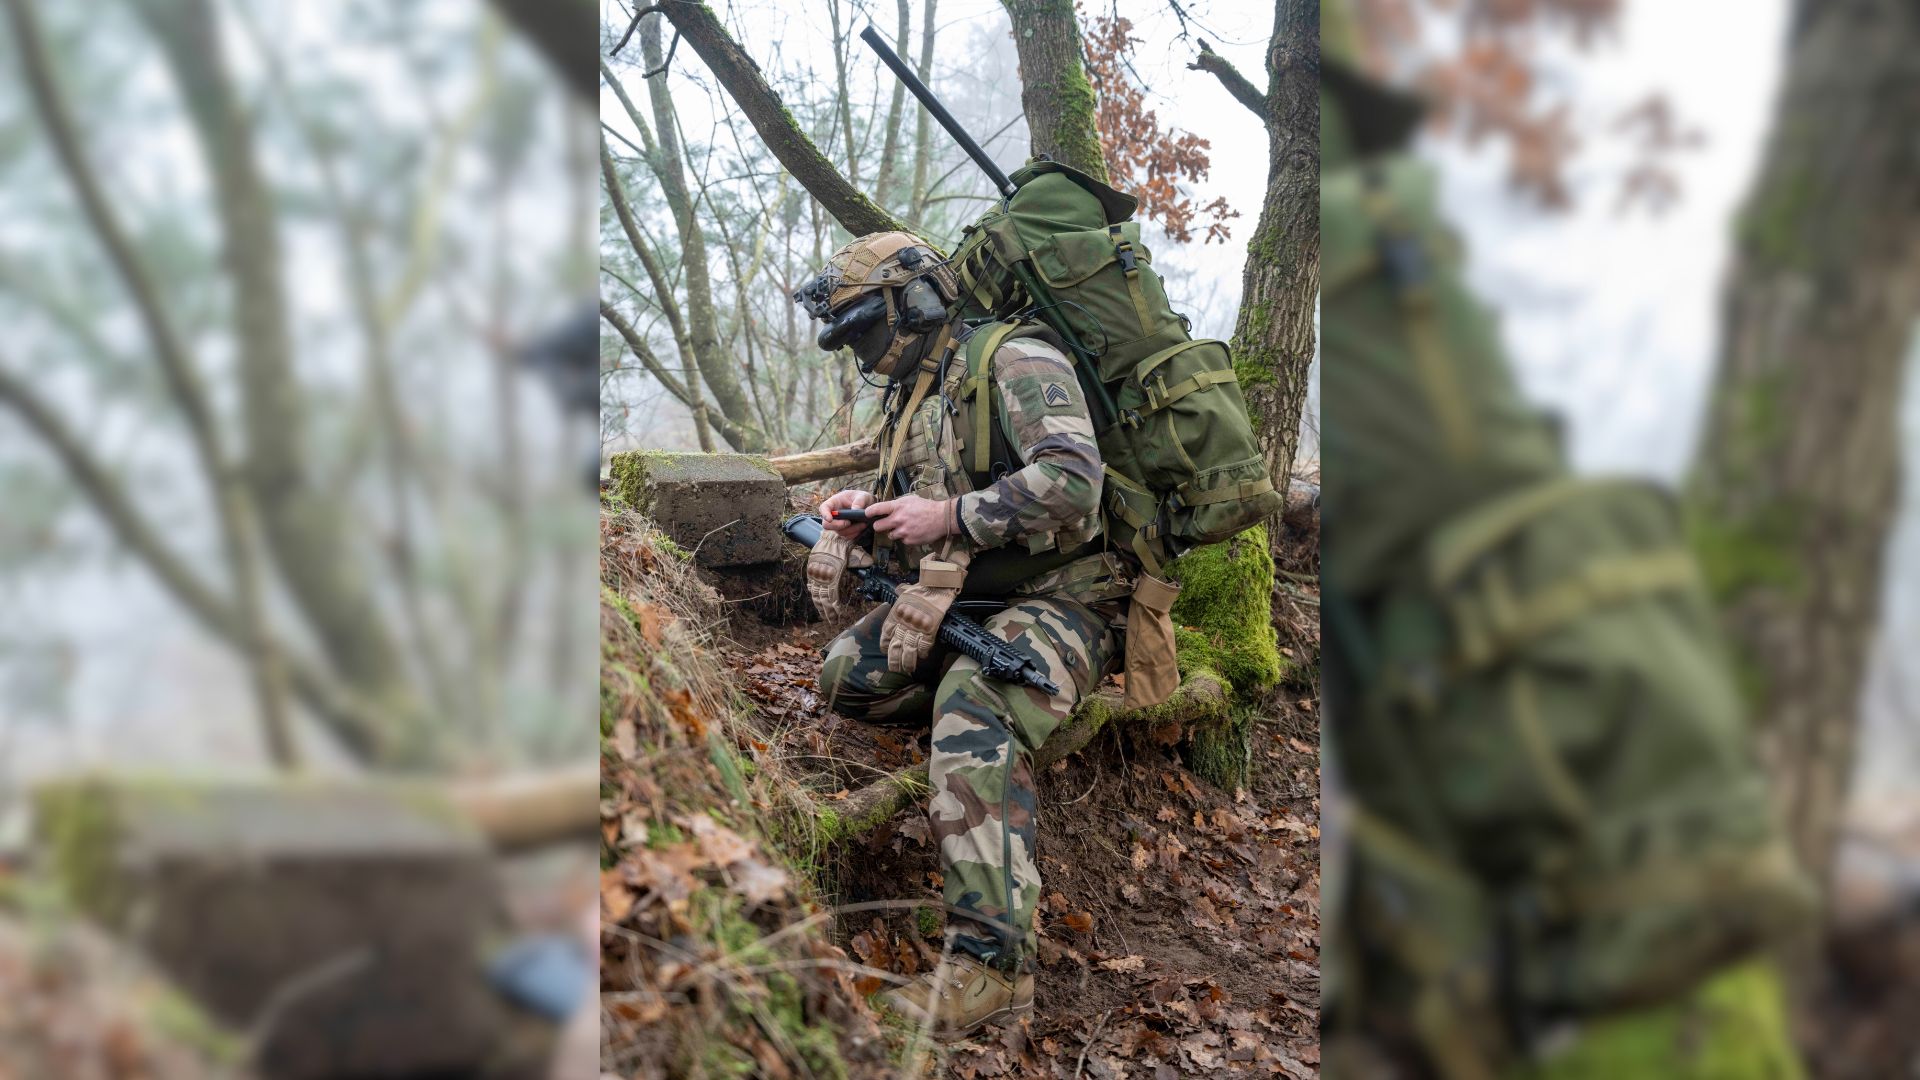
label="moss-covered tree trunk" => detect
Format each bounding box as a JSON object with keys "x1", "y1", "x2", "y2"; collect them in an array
[
  {"x1": 1688, "y1": 0, "x2": 1920, "y2": 883},
  {"x1": 1193, "y1": 1, "x2": 1320, "y2": 553},
  {"x1": 999, "y1": 0, "x2": 1110, "y2": 182},
  {"x1": 659, "y1": 2, "x2": 906, "y2": 238}
]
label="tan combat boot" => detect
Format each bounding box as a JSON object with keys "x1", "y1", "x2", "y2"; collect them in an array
[{"x1": 880, "y1": 954, "x2": 1033, "y2": 1038}]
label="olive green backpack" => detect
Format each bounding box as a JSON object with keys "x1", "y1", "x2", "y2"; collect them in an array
[
  {"x1": 1320, "y1": 150, "x2": 1816, "y2": 1072},
  {"x1": 945, "y1": 158, "x2": 1282, "y2": 577}
]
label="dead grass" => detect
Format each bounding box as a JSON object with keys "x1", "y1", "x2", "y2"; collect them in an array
[{"x1": 599, "y1": 509, "x2": 899, "y2": 1079}]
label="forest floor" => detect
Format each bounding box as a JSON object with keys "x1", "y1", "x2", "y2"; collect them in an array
[
  {"x1": 729, "y1": 621, "x2": 1320, "y2": 1079},
  {"x1": 601, "y1": 501, "x2": 1321, "y2": 1079}
]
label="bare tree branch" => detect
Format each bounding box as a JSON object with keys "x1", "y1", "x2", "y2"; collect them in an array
[
  {"x1": 0, "y1": 363, "x2": 386, "y2": 761},
  {"x1": 600, "y1": 136, "x2": 723, "y2": 452},
  {"x1": 655, "y1": 0, "x2": 906, "y2": 236},
  {"x1": 599, "y1": 301, "x2": 767, "y2": 452},
  {"x1": 607, "y1": 2, "x2": 665, "y2": 57},
  {"x1": 10, "y1": 0, "x2": 300, "y2": 767},
  {"x1": 1189, "y1": 40, "x2": 1270, "y2": 121}
]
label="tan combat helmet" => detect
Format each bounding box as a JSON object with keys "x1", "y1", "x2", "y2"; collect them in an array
[{"x1": 793, "y1": 231, "x2": 960, "y2": 378}]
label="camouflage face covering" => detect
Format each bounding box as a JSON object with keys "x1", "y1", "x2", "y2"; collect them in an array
[{"x1": 820, "y1": 596, "x2": 1117, "y2": 967}]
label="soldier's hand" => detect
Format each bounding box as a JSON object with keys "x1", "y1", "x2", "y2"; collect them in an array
[
  {"x1": 806, "y1": 527, "x2": 872, "y2": 620},
  {"x1": 820, "y1": 489, "x2": 876, "y2": 538},
  {"x1": 866, "y1": 493, "x2": 957, "y2": 547},
  {"x1": 880, "y1": 578, "x2": 955, "y2": 673}
]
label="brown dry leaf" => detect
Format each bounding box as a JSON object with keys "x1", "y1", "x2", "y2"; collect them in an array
[
  {"x1": 600, "y1": 869, "x2": 635, "y2": 923},
  {"x1": 825, "y1": 788, "x2": 851, "y2": 801},
  {"x1": 896, "y1": 816, "x2": 931, "y2": 847},
  {"x1": 852, "y1": 975, "x2": 886, "y2": 996},
  {"x1": 688, "y1": 815, "x2": 753, "y2": 866},
  {"x1": 605, "y1": 996, "x2": 668, "y2": 1024},
  {"x1": 1155, "y1": 806, "x2": 1179, "y2": 823},
  {"x1": 1147, "y1": 720, "x2": 1183, "y2": 746},
  {"x1": 1130, "y1": 843, "x2": 1151, "y2": 871},
  {"x1": 1120, "y1": 882, "x2": 1143, "y2": 904},
  {"x1": 1098, "y1": 955, "x2": 1145, "y2": 973},
  {"x1": 1062, "y1": 912, "x2": 1095, "y2": 935},
  {"x1": 730, "y1": 858, "x2": 790, "y2": 905},
  {"x1": 1046, "y1": 890, "x2": 1069, "y2": 912}
]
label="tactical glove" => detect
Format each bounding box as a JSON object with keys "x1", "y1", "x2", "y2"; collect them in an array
[
  {"x1": 806, "y1": 528, "x2": 873, "y2": 621},
  {"x1": 880, "y1": 557, "x2": 966, "y2": 673}
]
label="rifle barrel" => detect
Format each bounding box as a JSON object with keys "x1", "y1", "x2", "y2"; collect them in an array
[{"x1": 860, "y1": 25, "x2": 1016, "y2": 199}]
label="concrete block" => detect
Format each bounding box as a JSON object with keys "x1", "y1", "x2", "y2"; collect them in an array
[
  {"x1": 33, "y1": 776, "x2": 546, "y2": 1079},
  {"x1": 608, "y1": 450, "x2": 786, "y2": 566}
]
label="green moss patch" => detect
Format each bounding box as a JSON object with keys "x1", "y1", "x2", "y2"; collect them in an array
[{"x1": 1169, "y1": 526, "x2": 1285, "y2": 695}]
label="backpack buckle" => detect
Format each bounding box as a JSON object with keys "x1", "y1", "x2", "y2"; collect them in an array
[{"x1": 1116, "y1": 245, "x2": 1138, "y2": 273}]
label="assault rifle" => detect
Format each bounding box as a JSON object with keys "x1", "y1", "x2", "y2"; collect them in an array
[{"x1": 781, "y1": 513, "x2": 1061, "y2": 696}]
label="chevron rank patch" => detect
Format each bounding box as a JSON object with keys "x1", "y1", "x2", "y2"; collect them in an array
[{"x1": 1042, "y1": 382, "x2": 1071, "y2": 408}]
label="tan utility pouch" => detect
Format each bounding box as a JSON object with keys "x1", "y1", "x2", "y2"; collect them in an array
[{"x1": 1123, "y1": 574, "x2": 1181, "y2": 710}]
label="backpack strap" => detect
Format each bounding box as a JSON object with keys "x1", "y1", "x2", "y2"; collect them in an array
[{"x1": 1108, "y1": 224, "x2": 1154, "y2": 333}]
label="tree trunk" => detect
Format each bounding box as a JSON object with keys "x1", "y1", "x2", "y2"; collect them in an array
[
  {"x1": 1688, "y1": 0, "x2": 1920, "y2": 883},
  {"x1": 907, "y1": 0, "x2": 940, "y2": 222},
  {"x1": 638, "y1": 18, "x2": 765, "y2": 452},
  {"x1": 660, "y1": 1, "x2": 906, "y2": 237},
  {"x1": 1192, "y1": 2, "x2": 1321, "y2": 536},
  {"x1": 999, "y1": 0, "x2": 1109, "y2": 182},
  {"x1": 828, "y1": 0, "x2": 861, "y2": 191},
  {"x1": 871, "y1": 0, "x2": 912, "y2": 209}
]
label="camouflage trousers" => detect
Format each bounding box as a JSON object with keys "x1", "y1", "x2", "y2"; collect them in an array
[{"x1": 820, "y1": 596, "x2": 1117, "y2": 968}]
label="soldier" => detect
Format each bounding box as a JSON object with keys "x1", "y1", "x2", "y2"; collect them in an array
[
  {"x1": 1318, "y1": 0, "x2": 1816, "y2": 1076},
  {"x1": 794, "y1": 232, "x2": 1134, "y2": 1038}
]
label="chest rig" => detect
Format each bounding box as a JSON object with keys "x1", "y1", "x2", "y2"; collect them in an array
[{"x1": 869, "y1": 321, "x2": 1108, "y2": 598}]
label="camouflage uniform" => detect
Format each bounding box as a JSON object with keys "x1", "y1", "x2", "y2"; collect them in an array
[{"x1": 821, "y1": 331, "x2": 1130, "y2": 967}]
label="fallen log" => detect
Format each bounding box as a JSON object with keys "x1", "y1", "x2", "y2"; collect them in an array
[
  {"x1": 448, "y1": 762, "x2": 600, "y2": 852},
  {"x1": 814, "y1": 671, "x2": 1230, "y2": 843},
  {"x1": 769, "y1": 441, "x2": 879, "y2": 485}
]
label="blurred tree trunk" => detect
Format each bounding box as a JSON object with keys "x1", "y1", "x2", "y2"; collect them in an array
[
  {"x1": 872, "y1": 0, "x2": 912, "y2": 209},
  {"x1": 133, "y1": 0, "x2": 425, "y2": 764},
  {"x1": 638, "y1": 18, "x2": 766, "y2": 451},
  {"x1": 8, "y1": 0, "x2": 306, "y2": 767},
  {"x1": 658, "y1": 2, "x2": 904, "y2": 237},
  {"x1": 1689, "y1": 0, "x2": 1920, "y2": 883},
  {"x1": 1191, "y1": 1, "x2": 1320, "y2": 529},
  {"x1": 999, "y1": 0, "x2": 1109, "y2": 182}
]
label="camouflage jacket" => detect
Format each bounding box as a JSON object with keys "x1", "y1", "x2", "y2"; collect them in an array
[{"x1": 875, "y1": 328, "x2": 1131, "y2": 605}]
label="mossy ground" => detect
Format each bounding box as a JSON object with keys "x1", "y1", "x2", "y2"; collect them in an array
[{"x1": 1511, "y1": 960, "x2": 1802, "y2": 1079}]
